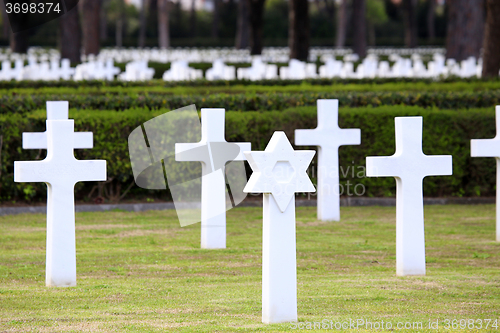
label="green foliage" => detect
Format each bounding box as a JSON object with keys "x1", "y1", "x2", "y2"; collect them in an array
[
  {"x1": 2, "y1": 105, "x2": 498, "y2": 203},
  {"x1": 367, "y1": 0, "x2": 389, "y2": 25},
  {"x1": 0, "y1": 76, "x2": 498, "y2": 89},
  {"x1": 1, "y1": 89, "x2": 500, "y2": 114}
]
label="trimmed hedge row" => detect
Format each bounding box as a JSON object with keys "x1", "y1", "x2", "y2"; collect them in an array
[
  {"x1": 1, "y1": 91, "x2": 500, "y2": 114},
  {"x1": 1, "y1": 105, "x2": 497, "y2": 204},
  {"x1": 0, "y1": 76, "x2": 499, "y2": 89}
]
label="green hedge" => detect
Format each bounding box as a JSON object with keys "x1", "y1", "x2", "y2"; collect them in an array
[
  {"x1": 1, "y1": 105, "x2": 497, "y2": 204},
  {"x1": 1, "y1": 91, "x2": 500, "y2": 115},
  {"x1": 0, "y1": 76, "x2": 499, "y2": 90}
]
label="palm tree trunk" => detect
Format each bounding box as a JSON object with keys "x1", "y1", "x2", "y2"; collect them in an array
[
  {"x1": 10, "y1": 30, "x2": 28, "y2": 54},
  {"x1": 236, "y1": 0, "x2": 250, "y2": 48},
  {"x1": 190, "y1": 0, "x2": 197, "y2": 37},
  {"x1": 289, "y1": 0, "x2": 310, "y2": 61},
  {"x1": 352, "y1": 0, "x2": 366, "y2": 58},
  {"x1": 116, "y1": 0, "x2": 124, "y2": 47},
  {"x1": 403, "y1": 0, "x2": 418, "y2": 48},
  {"x1": 335, "y1": 0, "x2": 347, "y2": 47},
  {"x1": 59, "y1": 5, "x2": 81, "y2": 64},
  {"x1": 100, "y1": 0, "x2": 108, "y2": 41},
  {"x1": 139, "y1": 0, "x2": 147, "y2": 48},
  {"x1": 427, "y1": 0, "x2": 436, "y2": 43},
  {"x1": 482, "y1": 0, "x2": 500, "y2": 77},
  {"x1": 1, "y1": 0, "x2": 9, "y2": 39},
  {"x1": 248, "y1": 0, "x2": 265, "y2": 55},
  {"x1": 158, "y1": 0, "x2": 170, "y2": 48},
  {"x1": 445, "y1": 0, "x2": 484, "y2": 61},
  {"x1": 212, "y1": 0, "x2": 220, "y2": 38},
  {"x1": 82, "y1": 0, "x2": 101, "y2": 55}
]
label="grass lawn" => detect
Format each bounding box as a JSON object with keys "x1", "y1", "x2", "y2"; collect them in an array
[{"x1": 0, "y1": 205, "x2": 499, "y2": 332}]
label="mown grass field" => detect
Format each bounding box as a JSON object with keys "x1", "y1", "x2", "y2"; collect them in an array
[{"x1": 1, "y1": 205, "x2": 499, "y2": 332}]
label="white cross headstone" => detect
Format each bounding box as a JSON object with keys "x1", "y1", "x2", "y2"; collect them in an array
[
  {"x1": 98, "y1": 59, "x2": 121, "y2": 80},
  {"x1": 0, "y1": 60, "x2": 16, "y2": 80},
  {"x1": 54, "y1": 59, "x2": 75, "y2": 80},
  {"x1": 243, "y1": 131, "x2": 315, "y2": 324},
  {"x1": 175, "y1": 109, "x2": 251, "y2": 249},
  {"x1": 14, "y1": 101, "x2": 107, "y2": 287},
  {"x1": 295, "y1": 99, "x2": 361, "y2": 221},
  {"x1": 319, "y1": 58, "x2": 342, "y2": 78},
  {"x1": 366, "y1": 117, "x2": 452, "y2": 276},
  {"x1": 471, "y1": 106, "x2": 500, "y2": 241}
]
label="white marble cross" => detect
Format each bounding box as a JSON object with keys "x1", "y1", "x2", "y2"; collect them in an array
[
  {"x1": 95, "y1": 59, "x2": 120, "y2": 80},
  {"x1": 366, "y1": 117, "x2": 452, "y2": 276},
  {"x1": 243, "y1": 131, "x2": 315, "y2": 324},
  {"x1": 175, "y1": 109, "x2": 250, "y2": 249},
  {"x1": 295, "y1": 99, "x2": 361, "y2": 221},
  {"x1": 55, "y1": 59, "x2": 75, "y2": 80},
  {"x1": 14, "y1": 101, "x2": 107, "y2": 287},
  {"x1": 471, "y1": 106, "x2": 500, "y2": 242}
]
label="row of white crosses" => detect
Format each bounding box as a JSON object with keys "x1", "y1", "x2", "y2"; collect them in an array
[
  {"x1": 4, "y1": 46, "x2": 441, "y2": 65},
  {"x1": 206, "y1": 59, "x2": 236, "y2": 81},
  {"x1": 172, "y1": 100, "x2": 452, "y2": 323},
  {"x1": 0, "y1": 59, "x2": 75, "y2": 81},
  {"x1": 318, "y1": 54, "x2": 483, "y2": 79},
  {"x1": 236, "y1": 57, "x2": 278, "y2": 81},
  {"x1": 74, "y1": 59, "x2": 121, "y2": 81},
  {"x1": 13, "y1": 99, "x2": 500, "y2": 324},
  {"x1": 162, "y1": 60, "x2": 203, "y2": 81},
  {"x1": 118, "y1": 60, "x2": 155, "y2": 81},
  {"x1": 0, "y1": 54, "x2": 487, "y2": 82}
]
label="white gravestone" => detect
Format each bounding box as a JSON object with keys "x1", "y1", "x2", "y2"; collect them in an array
[
  {"x1": 471, "y1": 106, "x2": 500, "y2": 242},
  {"x1": 295, "y1": 99, "x2": 360, "y2": 221},
  {"x1": 175, "y1": 109, "x2": 250, "y2": 249},
  {"x1": 243, "y1": 131, "x2": 315, "y2": 324},
  {"x1": 366, "y1": 117, "x2": 452, "y2": 276},
  {"x1": 52, "y1": 59, "x2": 75, "y2": 80},
  {"x1": 14, "y1": 101, "x2": 107, "y2": 287}
]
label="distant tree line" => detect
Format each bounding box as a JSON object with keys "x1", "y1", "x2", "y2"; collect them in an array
[{"x1": 1, "y1": 0, "x2": 499, "y2": 77}]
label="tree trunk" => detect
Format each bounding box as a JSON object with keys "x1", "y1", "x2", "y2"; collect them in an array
[
  {"x1": 352, "y1": 0, "x2": 366, "y2": 58},
  {"x1": 335, "y1": 0, "x2": 347, "y2": 47},
  {"x1": 368, "y1": 21, "x2": 375, "y2": 46},
  {"x1": 235, "y1": 0, "x2": 250, "y2": 48},
  {"x1": 482, "y1": 0, "x2": 500, "y2": 78},
  {"x1": 139, "y1": 0, "x2": 147, "y2": 48},
  {"x1": 1, "y1": 0, "x2": 9, "y2": 39},
  {"x1": 100, "y1": 0, "x2": 108, "y2": 41},
  {"x1": 403, "y1": 0, "x2": 418, "y2": 48},
  {"x1": 158, "y1": 0, "x2": 170, "y2": 48},
  {"x1": 427, "y1": 0, "x2": 436, "y2": 43},
  {"x1": 10, "y1": 30, "x2": 28, "y2": 54},
  {"x1": 247, "y1": 0, "x2": 265, "y2": 55},
  {"x1": 406, "y1": 0, "x2": 418, "y2": 47},
  {"x1": 212, "y1": 0, "x2": 220, "y2": 38},
  {"x1": 190, "y1": 0, "x2": 197, "y2": 37},
  {"x1": 446, "y1": 0, "x2": 484, "y2": 61},
  {"x1": 82, "y1": 0, "x2": 101, "y2": 56},
  {"x1": 59, "y1": 5, "x2": 81, "y2": 64},
  {"x1": 289, "y1": 0, "x2": 310, "y2": 61},
  {"x1": 116, "y1": 0, "x2": 124, "y2": 47}
]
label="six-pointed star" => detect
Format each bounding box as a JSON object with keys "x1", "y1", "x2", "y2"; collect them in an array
[{"x1": 243, "y1": 131, "x2": 316, "y2": 212}]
